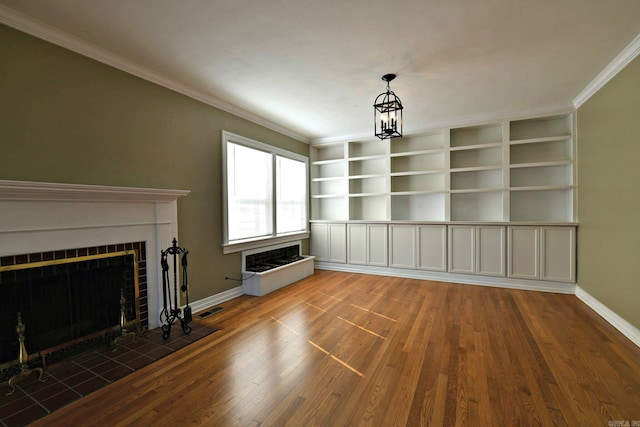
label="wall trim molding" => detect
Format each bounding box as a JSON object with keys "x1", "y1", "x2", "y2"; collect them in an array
[
  {"x1": 0, "y1": 5, "x2": 310, "y2": 144},
  {"x1": 573, "y1": 33, "x2": 640, "y2": 109},
  {"x1": 187, "y1": 285, "x2": 244, "y2": 316},
  {"x1": 575, "y1": 286, "x2": 640, "y2": 348}
]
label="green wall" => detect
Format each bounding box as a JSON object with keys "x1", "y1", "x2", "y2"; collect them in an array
[
  {"x1": 0, "y1": 24, "x2": 309, "y2": 303},
  {"x1": 577, "y1": 55, "x2": 640, "y2": 330}
]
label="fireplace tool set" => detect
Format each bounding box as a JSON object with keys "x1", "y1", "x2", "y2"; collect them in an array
[{"x1": 160, "y1": 238, "x2": 192, "y2": 339}]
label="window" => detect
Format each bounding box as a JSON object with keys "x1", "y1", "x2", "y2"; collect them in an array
[{"x1": 222, "y1": 131, "x2": 309, "y2": 253}]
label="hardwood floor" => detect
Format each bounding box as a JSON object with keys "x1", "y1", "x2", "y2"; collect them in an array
[{"x1": 31, "y1": 270, "x2": 640, "y2": 426}]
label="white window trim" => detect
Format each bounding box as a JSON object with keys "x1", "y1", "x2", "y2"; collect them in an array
[{"x1": 221, "y1": 131, "x2": 309, "y2": 254}]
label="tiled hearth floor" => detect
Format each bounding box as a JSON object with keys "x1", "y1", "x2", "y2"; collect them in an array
[{"x1": 0, "y1": 321, "x2": 217, "y2": 427}]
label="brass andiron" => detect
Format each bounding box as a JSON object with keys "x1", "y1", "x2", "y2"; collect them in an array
[
  {"x1": 114, "y1": 288, "x2": 136, "y2": 346},
  {"x1": 6, "y1": 312, "x2": 46, "y2": 395}
]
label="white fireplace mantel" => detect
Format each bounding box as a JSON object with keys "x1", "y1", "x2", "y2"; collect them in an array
[
  {"x1": 0, "y1": 179, "x2": 190, "y2": 329},
  {"x1": 0, "y1": 179, "x2": 190, "y2": 202}
]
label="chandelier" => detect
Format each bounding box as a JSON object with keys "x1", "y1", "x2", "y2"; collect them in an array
[{"x1": 373, "y1": 73, "x2": 403, "y2": 140}]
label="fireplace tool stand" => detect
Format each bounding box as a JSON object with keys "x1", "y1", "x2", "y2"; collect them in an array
[
  {"x1": 160, "y1": 238, "x2": 192, "y2": 339},
  {"x1": 5, "y1": 312, "x2": 46, "y2": 396}
]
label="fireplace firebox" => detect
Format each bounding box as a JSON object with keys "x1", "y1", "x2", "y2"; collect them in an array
[{"x1": 0, "y1": 242, "x2": 146, "y2": 368}]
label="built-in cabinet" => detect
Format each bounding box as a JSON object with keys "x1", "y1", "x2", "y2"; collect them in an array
[
  {"x1": 310, "y1": 112, "x2": 577, "y2": 289},
  {"x1": 347, "y1": 223, "x2": 388, "y2": 266},
  {"x1": 311, "y1": 222, "x2": 576, "y2": 286},
  {"x1": 507, "y1": 226, "x2": 576, "y2": 283},
  {"x1": 417, "y1": 225, "x2": 447, "y2": 271},
  {"x1": 310, "y1": 112, "x2": 576, "y2": 222},
  {"x1": 389, "y1": 225, "x2": 417, "y2": 269},
  {"x1": 310, "y1": 223, "x2": 347, "y2": 263},
  {"x1": 388, "y1": 224, "x2": 449, "y2": 271},
  {"x1": 448, "y1": 225, "x2": 476, "y2": 274},
  {"x1": 448, "y1": 225, "x2": 505, "y2": 276}
]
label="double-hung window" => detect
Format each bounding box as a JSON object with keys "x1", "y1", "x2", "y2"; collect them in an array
[{"x1": 222, "y1": 131, "x2": 309, "y2": 253}]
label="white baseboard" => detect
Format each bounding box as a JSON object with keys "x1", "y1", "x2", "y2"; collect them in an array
[
  {"x1": 314, "y1": 262, "x2": 576, "y2": 294},
  {"x1": 575, "y1": 286, "x2": 640, "y2": 348},
  {"x1": 187, "y1": 285, "x2": 244, "y2": 315}
]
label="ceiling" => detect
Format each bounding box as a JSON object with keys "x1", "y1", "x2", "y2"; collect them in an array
[{"x1": 1, "y1": 1, "x2": 639, "y2": 144}]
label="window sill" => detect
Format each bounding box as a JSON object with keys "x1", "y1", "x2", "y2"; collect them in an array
[{"x1": 222, "y1": 231, "x2": 310, "y2": 254}]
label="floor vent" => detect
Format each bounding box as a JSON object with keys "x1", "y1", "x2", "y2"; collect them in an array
[{"x1": 197, "y1": 306, "x2": 224, "y2": 318}]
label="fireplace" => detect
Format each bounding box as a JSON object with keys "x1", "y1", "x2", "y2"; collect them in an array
[
  {"x1": 0, "y1": 180, "x2": 190, "y2": 356},
  {"x1": 0, "y1": 242, "x2": 147, "y2": 367}
]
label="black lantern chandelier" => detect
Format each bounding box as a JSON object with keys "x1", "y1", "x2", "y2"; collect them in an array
[{"x1": 374, "y1": 73, "x2": 403, "y2": 140}]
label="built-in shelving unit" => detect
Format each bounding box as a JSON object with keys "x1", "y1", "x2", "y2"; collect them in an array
[
  {"x1": 310, "y1": 112, "x2": 576, "y2": 223},
  {"x1": 508, "y1": 114, "x2": 574, "y2": 222}
]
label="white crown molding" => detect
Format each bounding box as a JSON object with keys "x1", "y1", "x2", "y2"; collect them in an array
[
  {"x1": 0, "y1": 5, "x2": 310, "y2": 144},
  {"x1": 0, "y1": 179, "x2": 190, "y2": 202},
  {"x1": 575, "y1": 286, "x2": 640, "y2": 348},
  {"x1": 310, "y1": 103, "x2": 575, "y2": 146},
  {"x1": 573, "y1": 33, "x2": 640, "y2": 109}
]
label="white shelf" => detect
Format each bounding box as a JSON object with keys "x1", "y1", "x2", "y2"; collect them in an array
[
  {"x1": 391, "y1": 173, "x2": 445, "y2": 193},
  {"x1": 449, "y1": 165, "x2": 503, "y2": 173},
  {"x1": 510, "y1": 138, "x2": 572, "y2": 165},
  {"x1": 391, "y1": 152, "x2": 445, "y2": 173},
  {"x1": 450, "y1": 123, "x2": 503, "y2": 148},
  {"x1": 310, "y1": 143, "x2": 344, "y2": 162},
  {"x1": 349, "y1": 140, "x2": 386, "y2": 158},
  {"x1": 390, "y1": 190, "x2": 448, "y2": 196},
  {"x1": 348, "y1": 173, "x2": 387, "y2": 179},
  {"x1": 390, "y1": 170, "x2": 445, "y2": 177},
  {"x1": 510, "y1": 115, "x2": 572, "y2": 141},
  {"x1": 449, "y1": 142, "x2": 503, "y2": 151},
  {"x1": 450, "y1": 146, "x2": 502, "y2": 169},
  {"x1": 509, "y1": 160, "x2": 572, "y2": 169},
  {"x1": 450, "y1": 188, "x2": 505, "y2": 194},
  {"x1": 390, "y1": 148, "x2": 443, "y2": 157},
  {"x1": 510, "y1": 189, "x2": 573, "y2": 222},
  {"x1": 349, "y1": 176, "x2": 387, "y2": 194},
  {"x1": 510, "y1": 164, "x2": 573, "y2": 188},
  {"x1": 349, "y1": 192, "x2": 389, "y2": 197},
  {"x1": 349, "y1": 158, "x2": 387, "y2": 176},
  {"x1": 348, "y1": 154, "x2": 387, "y2": 162},
  {"x1": 390, "y1": 131, "x2": 446, "y2": 154},
  {"x1": 350, "y1": 195, "x2": 388, "y2": 221},
  {"x1": 451, "y1": 168, "x2": 503, "y2": 190},
  {"x1": 451, "y1": 191, "x2": 505, "y2": 222},
  {"x1": 509, "y1": 185, "x2": 574, "y2": 192},
  {"x1": 391, "y1": 193, "x2": 446, "y2": 221},
  {"x1": 311, "y1": 158, "x2": 344, "y2": 166},
  {"x1": 311, "y1": 197, "x2": 348, "y2": 221},
  {"x1": 311, "y1": 194, "x2": 348, "y2": 199},
  {"x1": 510, "y1": 135, "x2": 572, "y2": 145},
  {"x1": 312, "y1": 176, "x2": 344, "y2": 182}
]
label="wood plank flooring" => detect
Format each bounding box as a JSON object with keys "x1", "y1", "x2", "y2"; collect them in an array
[{"x1": 30, "y1": 270, "x2": 640, "y2": 426}]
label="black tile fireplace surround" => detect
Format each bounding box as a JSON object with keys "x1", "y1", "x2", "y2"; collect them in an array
[{"x1": 0, "y1": 242, "x2": 148, "y2": 368}]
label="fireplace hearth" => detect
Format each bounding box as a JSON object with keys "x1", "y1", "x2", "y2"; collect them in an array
[{"x1": 0, "y1": 242, "x2": 147, "y2": 369}]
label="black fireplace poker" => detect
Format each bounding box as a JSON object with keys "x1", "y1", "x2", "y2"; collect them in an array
[{"x1": 160, "y1": 238, "x2": 192, "y2": 339}]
